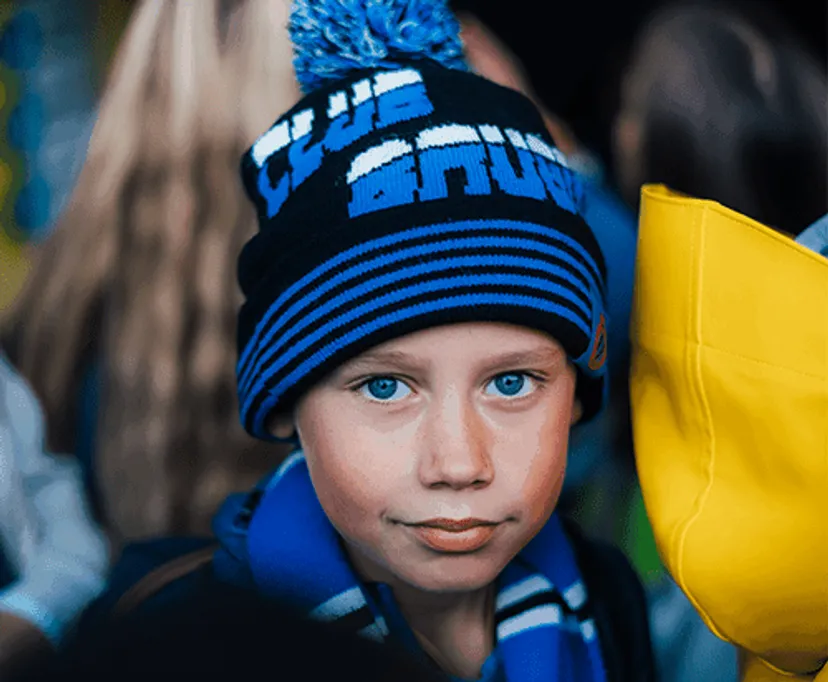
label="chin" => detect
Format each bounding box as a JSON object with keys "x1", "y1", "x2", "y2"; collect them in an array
[{"x1": 392, "y1": 554, "x2": 508, "y2": 594}]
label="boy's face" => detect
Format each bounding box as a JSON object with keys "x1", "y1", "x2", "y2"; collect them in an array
[{"x1": 278, "y1": 322, "x2": 579, "y2": 593}]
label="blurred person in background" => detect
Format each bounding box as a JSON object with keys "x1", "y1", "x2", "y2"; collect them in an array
[
  {"x1": 0, "y1": 354, "x2": 108, "y2": 676},
  {"x1": 2, "y1": 0, "x2": 301, "y2": 544},
  {"x1": 451, "y1": 0, "x2": 825, "y2": 197},
  {"x1": 614, "y1": 0, "x2": 827, "y2": 235}
]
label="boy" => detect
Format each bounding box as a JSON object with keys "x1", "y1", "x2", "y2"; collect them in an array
[{"x1": 103, "y1": 2, "x2": 654, "y2": 680}]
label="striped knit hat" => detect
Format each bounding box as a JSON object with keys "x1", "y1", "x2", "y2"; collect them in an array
[{"x1": 236, "y1": 0, "x2": 609, "y2": 440}]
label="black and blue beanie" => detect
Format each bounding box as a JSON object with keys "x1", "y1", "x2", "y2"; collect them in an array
[{"x1": 236, "y1": 0, "x2": 609, "y2": 440}]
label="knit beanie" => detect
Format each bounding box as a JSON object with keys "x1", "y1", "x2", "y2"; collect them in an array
[{"x1": 236, "y1": 0, "x2": 609, "y2": 440}]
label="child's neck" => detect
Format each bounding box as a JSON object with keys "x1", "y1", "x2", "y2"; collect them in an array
[
  {"x1": 394, "y1": 580, "x2": 496, "y2": 680},
  {"x1": 345, "y1": 543, "x2": 496, "y2": 679}
]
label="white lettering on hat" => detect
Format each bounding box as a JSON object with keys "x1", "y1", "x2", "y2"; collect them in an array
[
  {"x1": 416, "y1": 124, "x2": 481, "y2": 150},
  {"x1": 346, "y1": 139, "x2": 414, "y2": 184}
]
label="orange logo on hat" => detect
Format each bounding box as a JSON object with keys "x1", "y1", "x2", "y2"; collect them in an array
[{"x1": 588, "y1": 314, "x2": 607, "y2": 371}]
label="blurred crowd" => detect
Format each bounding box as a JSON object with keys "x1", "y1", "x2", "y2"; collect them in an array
[{"x1": 0, "y1": 0, "x2": 824, "y2": 680}]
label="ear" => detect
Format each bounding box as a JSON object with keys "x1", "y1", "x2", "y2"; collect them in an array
[
  {"x1": 570, "y1": 399, "x2": 584, "y2": 426},
  {"x1": 267, "y1": 411, "x2": 296, "y2": 440}
]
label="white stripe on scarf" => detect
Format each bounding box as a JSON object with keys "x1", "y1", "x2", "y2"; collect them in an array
[
  {"x1": 495, "y1": 574, "x2": 554, "y2": 611},
  {"x1": 497, "y1": 604, "x2": 564, "y2": 641},
  {"x1": 310, "y1": 586, "x2": 366, "y2": 621}
]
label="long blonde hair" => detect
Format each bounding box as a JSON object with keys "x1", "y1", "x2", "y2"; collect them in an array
[{"x1": 4, "y1": 0, "x2": 300, "y2": 540}]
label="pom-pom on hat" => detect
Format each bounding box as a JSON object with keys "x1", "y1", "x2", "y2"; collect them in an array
[
  {"x1": 236, "y1": 0, "x2": 609, "y2": 440},
  {"x1": 290, "y1": 0, "x2": 468, "y2": 93}
]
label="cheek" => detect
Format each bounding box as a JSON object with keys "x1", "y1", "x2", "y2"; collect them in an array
[
  {"x1": 492, "y1": 388, "x2": 573, "y2": 524},
  {"x1": 304, "y1": 450, "x2": 382, "y2": 544},
  {"x1": 298, "y1": 402, "x2": 397, "y2": 539},
  {"x1": 518, "y1": 417, "x2": 570, "y2": 525}
]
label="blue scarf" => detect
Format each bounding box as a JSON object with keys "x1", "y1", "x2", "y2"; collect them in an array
[{"x1": 221, "y1": 452, "x2": 607, "y2": 682}]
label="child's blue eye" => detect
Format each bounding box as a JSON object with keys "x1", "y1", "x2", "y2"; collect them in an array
[
  {"x1": 359, "y1": 377, "x2": 412, "y2": 402},
  {"x1": 485, "y1": 373, "x2": 534, "y2": 398}
]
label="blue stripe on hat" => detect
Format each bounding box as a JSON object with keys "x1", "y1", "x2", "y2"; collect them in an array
[
  {"x1": 238, "y1": 250, "x2": 593, "y2": 398},
  {"x1": 237, "y1": 219, "x2": 604, "y2": 381},
  {"x1": 240, "y1": 269, "x2": 592, "y2": 425},
  {"x1": 246, "y1": 291, "x2": 594, "y2": 438},
  {"x1": 237, "y1": 234, "x2": 597, "y2": 394}
]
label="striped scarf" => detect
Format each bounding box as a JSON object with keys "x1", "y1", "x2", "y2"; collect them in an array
[{"x1": 240, "y1": 452, "x2": 607, "y2": 682}]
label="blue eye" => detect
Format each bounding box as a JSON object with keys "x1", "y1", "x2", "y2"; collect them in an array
[
  {"x1": 359, "y1": 377, "x2": 412, "y2": 402},
  {"x1": 485, "y1": 373, "x2": 533, "y2": 398}
]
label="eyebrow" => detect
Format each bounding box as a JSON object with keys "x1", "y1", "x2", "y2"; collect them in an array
[
  {"x1": 483, "y1": 348, "x2": 566, "y2": 371},
  {"x1": 341, "y1": 350, "x2": 426, "y2": 374},
  {"x1": 340, "y1": 346, "x2": 565, "y2": 376}
]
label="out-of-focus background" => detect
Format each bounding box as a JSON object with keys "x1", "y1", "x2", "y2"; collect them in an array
[
  {"x1": 461, "y1": 0, "x2": 826, "y2": 170},
  {"x1": 0, "y1": 1, "x2": 132, "y2": 308}
]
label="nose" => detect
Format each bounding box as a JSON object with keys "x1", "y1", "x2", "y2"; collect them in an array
[{"x1": 418, "y1": 390, "x2": 494, "y2": 490}]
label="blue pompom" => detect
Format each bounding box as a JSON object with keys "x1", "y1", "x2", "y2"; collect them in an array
[{"x1": 290, "y1": 0, "x2": 468, "y2": 94}]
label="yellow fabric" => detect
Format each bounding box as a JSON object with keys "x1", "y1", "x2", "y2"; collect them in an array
[
  {"x1": 742, "y1": 650, "x2": 826, "y2": 682},
  {"x1": 629, "y1": 185, "x2": 828, "y2": 677}
]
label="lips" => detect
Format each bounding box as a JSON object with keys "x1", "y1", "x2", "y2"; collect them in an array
[
  {"x1": 404, "y1": 518, "x2": 500, "y2": 553},
  {"x1": 415, "y1": 518, "x2": 496, "y2": 531}
]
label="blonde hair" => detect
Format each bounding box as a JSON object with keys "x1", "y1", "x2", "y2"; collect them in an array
[{"x1": 4, "y1": 0, "x2": 300, "y2": 540}]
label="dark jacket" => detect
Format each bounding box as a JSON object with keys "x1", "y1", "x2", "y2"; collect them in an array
[
  {"x1": 78, "y1": 512, "x2": 656, "y2": 682},
  {"x1": 562, "y1": 518, "x2": 657, "y2": 682}
]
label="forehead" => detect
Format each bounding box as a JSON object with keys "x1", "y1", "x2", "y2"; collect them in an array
[{"x1": 341, "y1": 322, "x2": 565, "y2": 369}]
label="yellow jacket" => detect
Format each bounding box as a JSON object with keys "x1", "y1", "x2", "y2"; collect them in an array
[{"x1": 630, "y1": 186, "x2": 828, "y2": 681}]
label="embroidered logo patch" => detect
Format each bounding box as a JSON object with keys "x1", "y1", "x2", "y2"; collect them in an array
[{"x1": 588, "y1": 314, "x2": 607, "y2": 372}]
